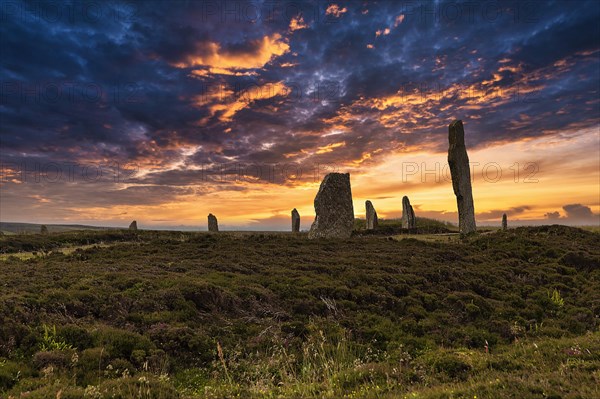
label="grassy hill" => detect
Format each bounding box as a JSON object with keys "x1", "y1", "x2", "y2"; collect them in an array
[
  {"x1": 0, "y1": 226, "x2": 598, "y2": 398},
  {"x1": 0, "y1": 222, "x2": 111, "y2": 235},
  {"x1": 354, "y1": 217, "x2": 458, "y2": 235}
]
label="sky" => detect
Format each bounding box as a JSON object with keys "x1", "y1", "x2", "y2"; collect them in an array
[{"x1": 0, "y1": 0, "x2": 599, "y2": 230}]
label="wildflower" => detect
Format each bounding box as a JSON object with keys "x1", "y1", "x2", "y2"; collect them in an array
[{"x1": 84, "y1": 386, "x2": 102, "y2": 399}]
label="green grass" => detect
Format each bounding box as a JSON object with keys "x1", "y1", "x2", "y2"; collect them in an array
[
  {"x1": 0, "y1": 225, "x2": 598, "y2": 398},
  {"x1": 0, "y1": 222, "x2": 111, "y2": 235},
  {"x1": 392, "y1": 233, "x2": 461, "y2": 243},
  {"x1": 354, "y1": 217, "x2": 458, "y2": 235},
  {"x1": 579, "y1": 225, "x2": 600, "y2": 233},
  {"x1": 0, "y1": 243, "x2": 114, "y2": 261}
]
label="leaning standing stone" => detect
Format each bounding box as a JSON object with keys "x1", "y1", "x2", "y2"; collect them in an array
[
  {"x1": 308, "y1": 173, "x2": 354, "y2": 239},
  {"x1": 291, "y1": 208, "x2": 300, "y2": 233},
  {"x1": 129, "y1": 220, "x2": 138, "y2": 230},
  {"x1": 502, "y1": 213, "x2": 507, "y2": 231},
  {"x1": 365, "y1": 200, "x2": 378, "y2": 230},
  {"x1": 40, "y1": 225, "x2": 48, "y2": 234},
  {"x1": 448, "y1": 120, "x2": 476, "y2": 234},
  {"x1": 401, "y1": 196, "x2": 416, "y2": 229},
  {"x1": 208, "y1": 214, "x2": 219, "y2": 232}
]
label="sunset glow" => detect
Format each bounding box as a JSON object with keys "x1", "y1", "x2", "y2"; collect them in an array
[{"x1": 1, "y1": 1, "x2": 598, "y2": 229}]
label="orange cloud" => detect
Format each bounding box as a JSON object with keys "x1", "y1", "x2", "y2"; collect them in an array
[
  {"x1": 315, "y1": 142, "x2": 346, "y2": 154},
  {"x1": 375, "y1": 28, "x2": 391, "y2": 37},
  {"x1": 326, "y1": 4, "x2": 347, "y2": 17},
  {"x1": 289, "y1": 15, "x2": 308, "y2": 31},
  {"x1": 394, "y1": 14, "x2": 405, "y2": 26},
  {"x1": 328, "y1": 60, "x2": 554, "y2": 131},
  {"x1": 175, "y1": 33, "x2": 289, "y2": 75},
  {"x1": 199, "y1": 81, "x2": 289, "y2": 122}
]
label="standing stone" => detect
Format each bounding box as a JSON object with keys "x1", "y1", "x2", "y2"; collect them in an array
[
  {"x1": 40, "y1": 225, "x2": 48, "y2": 234},
  {"x1": 208, "y1": 213, "x2": 219, "y2": 232},
  {"x1": 401, "y1": 196, "x2": 416, "y2": 229},
  {"x1": 291, "y1": 208, "x2": 300, "y2": 232},
  {"x1": 308, "y1": 173, "x2": 354, "y2": 239},
  {"x1": 448, "y1": 120, "x2": 476, "y2": 234},
  {"x1": 502, "y1": 213, "x2": 507, "y2": 231},
  {"x1": 129, "y1": 220, "x2": 138, "y2": 230},
  {"x1": 365, "y1": 200, "x2": 378, "y2": 230}
]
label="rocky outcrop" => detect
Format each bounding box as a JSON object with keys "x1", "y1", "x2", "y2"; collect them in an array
[
  {"x1": 308, "y1": 173, "x2": 354, "y2": 239},
  {"x1": 448, "y1": 120, "x2": 476, "y2": 234}
]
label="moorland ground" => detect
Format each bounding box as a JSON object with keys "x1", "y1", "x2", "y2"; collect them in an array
[{"x1": 0, "y1": 223, "x2": 599, "y2": 398}]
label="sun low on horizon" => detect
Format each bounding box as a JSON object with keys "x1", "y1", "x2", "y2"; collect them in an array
[{"x1": 1, "y1": 0, "x2": 599, "y2": 230}]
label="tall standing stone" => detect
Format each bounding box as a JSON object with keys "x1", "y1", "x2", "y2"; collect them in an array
[
  {"x1": 208, "y1": 214, "x2": 219, "y2": 232},
  {"x1": 365, "y1": 200, "x2": 378, "y2": 230},
  {"x1": 40, "y1": 225, "x2": 48, "y2": 234},
  {"x1": 308, "y1": 173, "x2": 354, "y2": 239},
  {"x1": 129, "y1": 220, "x2": 138, "y2": 230},
  {"x1": 502, "y1": 213, "x2": 507, "y2": 231},
  {"x1": 448, "y1": 120, "x2": 476, "y2": 234},
  {"x1": 291, "y1": 208, "x2": 300, "y2": 233},
  {"x1": 401, "y1": 196, "x2": 416, "y2": 229}
]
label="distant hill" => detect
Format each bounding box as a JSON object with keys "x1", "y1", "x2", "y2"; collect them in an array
[
  {"x1": 354, "y1": 216, "x2": 458, "y2": 234},
  {"x1": 0, "y1": 222, "x2": 113, "y2": 235}
]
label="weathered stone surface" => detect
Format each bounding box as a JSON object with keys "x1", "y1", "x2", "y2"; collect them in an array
[
  {"x1": 291, "y1": 208, "x2": 300, "y2": 232},
  {"x1": 365, "y1": 200, "x2": 378, "y2": 230},
  {"x1": 208, "y1": 213, "x2": 219, "y2": 232},
  {"x1": 448, "y1": 120, "x2": 476, "y2": 234},
  {"x1": 502, "y1": 213, "x2": 507, "y2": 231},
  {"x1": 401, "y1": 196, "x2": 416, "y2": 229},
  {"x1": 40, "y1": 225, "x2": 48, "y2": 234},
  {"x1": 129, "y1": 220, "x2": 138, "y2": 230},
  {"x1": 308, "y1": 173, "x2": 354, "y2": 239}
]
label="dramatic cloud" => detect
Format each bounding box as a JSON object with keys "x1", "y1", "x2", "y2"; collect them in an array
[
  {"x1": 563, "y1": 204, "x2": 596, "y2": 221},
  {"x1": 174, "y1": 33, "x2": 290, "y2": 74},
  {"x1": 542, "y1": 204, "x2": 599, "y2": 225},
  {"x1": 325, "y1": 4, "x2": 348, "y2": 18},
  {"x1": 545, "y1": 211, "x2": 561, "y2": 220},
  {"x1": 0, "y1": 0, "x2": 598, "y2": 228}
]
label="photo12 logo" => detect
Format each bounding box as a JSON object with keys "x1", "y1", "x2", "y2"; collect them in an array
[
  {"x1": 196, "y1": 81, "x2": 341, "y2": 105},
  {"x1": 401, "y1": 162, "x2": 539, "y2": 183},
  {"x1": 0, "y1": 1, "x2": 139, "y2": 24},
  {"x1": 0, "y1": 81, "x2": 143, "y2": 105},
  {"x1": 0, "y1": 161, "x2": 139, "y2": 184}
]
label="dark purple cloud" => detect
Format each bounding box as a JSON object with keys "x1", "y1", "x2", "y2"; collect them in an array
[
  {"x1": 0, "y1": 0, "x2": 599, "y2": 222},
  {"x1": 563, "y1": 204, "x2": 596, "y2": 220}
]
